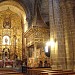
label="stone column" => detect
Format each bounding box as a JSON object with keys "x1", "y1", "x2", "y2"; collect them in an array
[
  {"x1": 65, "y1": 1, "x2": 75, "y2": 70},
  {"x1": 34, "y1": 43, "x2": 37, "y2": 67},
  {"x1": 22, "y1": 19, "x2": 28, "y2": 60},
  {"x1": 60, "y1": 0, "x2": 75, "y2": 70},
  {"x1": 22, "y1": 29, "x2": 25, "y2": 60},
  {"x1": 22, "y1": 22, "x2": 26, "y2": 61},
  {"x1": 49, "y1": 0, "x2": 66, "y2": 69}
]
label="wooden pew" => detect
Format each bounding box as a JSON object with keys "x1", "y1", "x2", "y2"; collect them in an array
[
  {"x1": 62, "y1": 70, "x2": 75, "y2": 75},
  {"x1": 40, "y1": 72, "x2": 48, "y2": 75},
  {"x1": 0, "y1": 72, "x2": 24, "y2": 75},
  {"x1": 40, "y1": 70, "x2": 63, "y2": 75},
  {"x1": 27, "y1": 68, "x2": 75, "y2": 75},
  {"x1": 0, "y1": 69, "x2": 24, "y2": 75},
  {"x1": 27, "y1": 68, "x2": 41, "y2": 75},
  {"x1": 27, "y1": 68, "x2": 60, "y2": 75},
  {"x1": 40, "y1": 70, "x2": 75, "y2": 75},
  {"x1": 27, "y1": 68, "x2": 62, "y2": 75},
  {"x1": 40, "y1": 71, "x2": 63, "y2": 75}
]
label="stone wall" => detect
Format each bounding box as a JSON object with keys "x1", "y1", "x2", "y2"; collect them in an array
[{"x1": 49, "y1": 0, "x2": 75, "y2": 70}]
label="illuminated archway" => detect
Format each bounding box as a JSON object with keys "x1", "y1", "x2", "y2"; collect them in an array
[{"x1": 0, "y1": 1, "x2": 27, "y2": 61}]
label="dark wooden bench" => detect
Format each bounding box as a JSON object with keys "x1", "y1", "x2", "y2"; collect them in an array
[
  {"x1": 0, "y1": 69, "x2": 24, "y2": 75},
  {"x1": 27, "y1": 68, "x2": 75, "y2": 75},
  {"x1": 0, "y1": 72, "x2": 24, "y2": 75},
  {"x1": 40, "y1": 70, "x2": 75, "y2": 75},
  {"x1": 40, "y1": 70, "x2": 63, "y2": 75},
  {"x1": 27, "y1": 68, "x2": 62, "y2": 75},
  {"x1": 62, "y1": 70, "x2": 75, "y2": 75}
]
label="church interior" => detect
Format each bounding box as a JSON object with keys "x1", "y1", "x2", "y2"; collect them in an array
[{"x1": 0, "y1": 0, "x2": 75, "y2": 75}]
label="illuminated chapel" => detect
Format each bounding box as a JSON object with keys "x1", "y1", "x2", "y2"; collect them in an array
[{"x1": 0, "y1": 0, "x2": 75, "y2": 75}]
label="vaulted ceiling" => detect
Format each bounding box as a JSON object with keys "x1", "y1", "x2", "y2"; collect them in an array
[{"x1": 0, "y1": 0, "x2": 49, "y2": 26}]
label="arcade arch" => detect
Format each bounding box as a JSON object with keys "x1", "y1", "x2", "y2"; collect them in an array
[{"x1": 0, "y1": 0, "x2": 28, "y2": 61}]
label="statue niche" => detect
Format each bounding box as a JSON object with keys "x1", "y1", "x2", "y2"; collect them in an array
[
  {"x1": 2, "y1": 48, "x2": 10, "y2": 61},
  {"x1": 3, "y1": 13, "x2": 11, "y2": 29}
]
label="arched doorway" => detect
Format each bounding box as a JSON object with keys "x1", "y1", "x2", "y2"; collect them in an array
[{"x1": 0, "y1": 0, "x2": 28, "y2": 67}]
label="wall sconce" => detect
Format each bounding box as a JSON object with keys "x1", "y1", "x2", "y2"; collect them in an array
[
  {"x1": 44, "y1": 45, "x2": 50, "y2": 57},
  {"x1": 49, "y1": 39, "x2": 56, "y2": 47},
  {"x1": 46, "y1": 39, "x2": 56, "y2": 47},
  {"x1": 44, "y1": 38, "x2": 56, "y2": 57}
]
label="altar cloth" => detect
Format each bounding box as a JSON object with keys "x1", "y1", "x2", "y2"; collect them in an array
[{"x1": 0, "y1": 60, "x2": 15, "y2": 68}]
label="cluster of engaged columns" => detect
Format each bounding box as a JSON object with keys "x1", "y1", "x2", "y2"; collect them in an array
[{"x1": 49, "y1": 0, "x2": 75, "y2": 70}]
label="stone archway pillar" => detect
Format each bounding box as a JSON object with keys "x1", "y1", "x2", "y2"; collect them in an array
[{"x1": 49, "y1": 0, "x2": 67, "y2": 70}]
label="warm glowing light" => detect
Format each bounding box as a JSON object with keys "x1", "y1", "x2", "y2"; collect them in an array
[
  {"x1": 3, "y1": 35, "x2": 10, "y2": 45},
  {"x1": 50, "y1": 39, "x2": 55, "y2": 47},
  {"x1": 45, "y1": 45, "x2": 48, "y2": 52},
  {"x1": 46, "y1": 41, "x2": 51, "y2": 46},
  {"x1": 45, "y1": 39, "x2": 56, "y2": 53},
  {"x1": 46, "y1": 39, "x2": 56, "y2": 47}
]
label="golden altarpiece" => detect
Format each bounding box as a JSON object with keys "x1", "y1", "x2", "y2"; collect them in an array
[
  {"x1": 0, "y1": 8, "x2": 22, "y2": 63},
  {"x1": 24, "y1": 7, "x2": 50, "y2": 67}
]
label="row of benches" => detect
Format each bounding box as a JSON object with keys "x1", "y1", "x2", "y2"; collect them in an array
[
  {"x1": 0, "y1": 72, "x2": 23, "y2": 75},
  {"x1": 27, "y1": 68, "x2": 75, "y2": 75},
  {"x1": 0, "y1": 69, "x2": 24, "y2": 75}
]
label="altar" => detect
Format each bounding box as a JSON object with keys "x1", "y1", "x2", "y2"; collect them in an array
[
  {"x1": 1, "y1": 47, "x2": 15, "y2": 68},
  {"x1": 4, "y1": 60, "x2": 15, "y2": 68},
  {"x1": 0, "y1": 59, "x2": 15, "y2": 68}
]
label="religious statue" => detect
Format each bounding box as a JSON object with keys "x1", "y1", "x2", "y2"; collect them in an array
[
  {"x1": 3, "y1": 12, "x2": 11, "y2": 29},
  {"x1": 5, "y1": 38, "x2": 8, "y2": 44},
  {"x1": 2, "y1": 48, "x2": 10, "y2": 60}
]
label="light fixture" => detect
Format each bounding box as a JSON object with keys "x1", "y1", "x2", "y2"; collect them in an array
[
  {"x1": 46, "y1": 39, "x2": 56, "y2": 47},
  {"x1": 49, "y1": 39, "x2": 56, "y2": 47},
  {"x1": 44, "y1": 45, "x2": 50, "y2": 57},
  {"x1": 44, "y1": 38, "x2": 56, "y2": 57},
  {"x1": 45, "y1": 45, "x2": 48, "y2": 52},
  {"x1": 46, "y1": 41, "x2": 51, "y2": 46}
]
